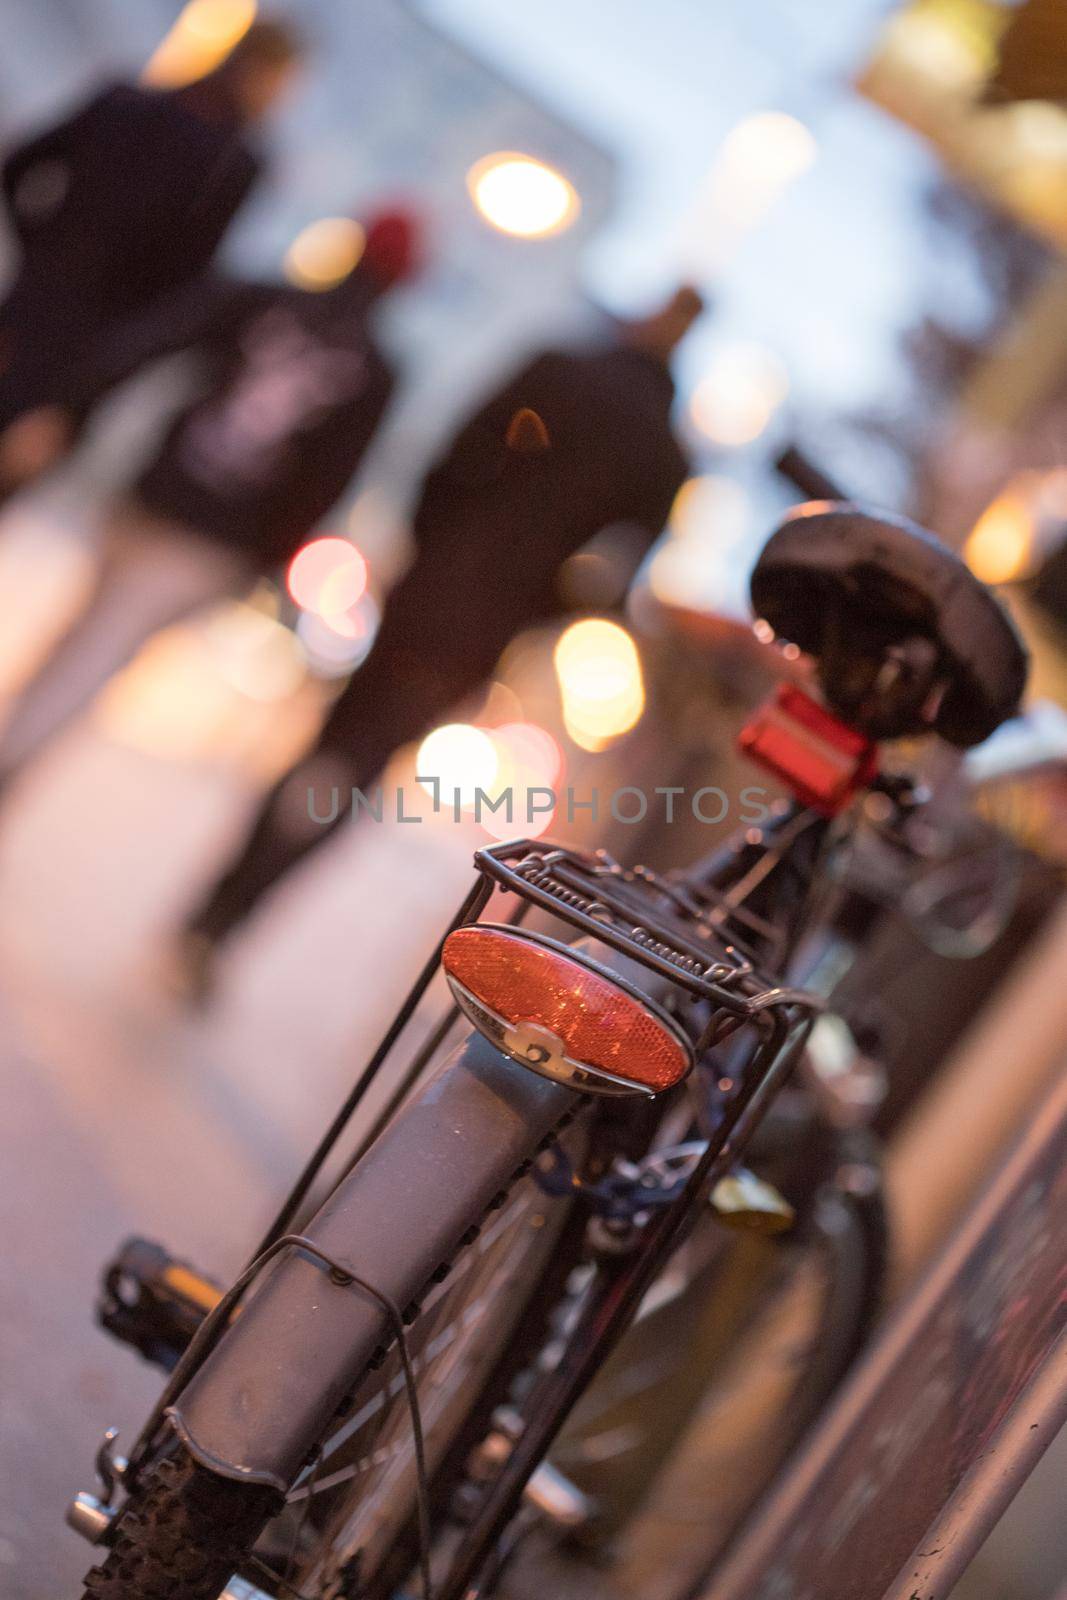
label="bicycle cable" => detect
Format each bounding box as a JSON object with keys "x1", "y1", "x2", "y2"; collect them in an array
[
  {"x1": 126, "y1": 1231, "x2": 436, "y2": 1600},
  {"x1": 257, "y1": 1235, "x2": 435, "y2": 1600}
]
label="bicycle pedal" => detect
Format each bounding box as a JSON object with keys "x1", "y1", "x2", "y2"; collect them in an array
[{"x1": 97, "y1": 1236, "x2": 224, "y2": 1370}]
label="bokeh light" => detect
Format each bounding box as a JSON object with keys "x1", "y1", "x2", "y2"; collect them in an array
[
  {"x1": 480, "y1": 721, "x2": 563, "y2": 840},
  {"x1": 296, "y1": 593, "x2": 380, "y2": 677},
  {"x1": 206, "y1": 602, "x2": 306, "y2": 703},
  {"x1": 715, "y1": 111, "x2": 816, "y2": 206},
  {"x1": 690, "y1": 344, "x2": 789, "y2": 448},
  {"x1": 284, "y1": 218, "x2": 366, "y2": 290},
  {"x1": 492, "y1": 721, "x2": 563, "y2": 789},
  {"x1": 417, "y1": 723, "x2": 500, "y2": 812},
  {"x1": 553, "y1": 619, "x2": 645, "y2": 752},
  {"x1": 680, "y1": 110, "x2": 816, "y2": 274},
  {"x1": 877, "y1": 1, "x2": 997, "y2": 96},
  {"x1": 964, "y1": 491, "x2": 1037, "y2": 585},
  {"x1": 651, "y1": 475, "x2": 752, "y2": 612},
  {"x1": 144, "y1": 0, "x2": 256, "y2": 87},
  {"x1": 668, "y1": 474, "x2": 750, "y2": 542},
  {"x1": 467, "y1": 153, "x2": 580, "y2": 238},
  {"x1": 287, "y1": 538, "x2": 368, "y2": 626}
]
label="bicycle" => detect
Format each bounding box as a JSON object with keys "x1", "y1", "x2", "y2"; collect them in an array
[
  {"x1": 67, "y1": 499, "x2": 1028, "y2": 1600},
  {"x1": 518, "y1": 486, "x2": 1062, "y2": 1596}
]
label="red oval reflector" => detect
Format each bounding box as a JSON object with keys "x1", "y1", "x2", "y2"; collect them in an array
[{"x1": 442, "y1": 925, "x2": 691, "y2": 1093}]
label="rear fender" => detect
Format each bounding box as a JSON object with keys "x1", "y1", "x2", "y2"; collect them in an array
[{"x1": 167, "y1": 1033, "x2": 576, "y2": 1492}]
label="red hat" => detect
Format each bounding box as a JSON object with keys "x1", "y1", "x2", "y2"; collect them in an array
[{"x1": 361, "y1": 208, "x2": 425, "y2": 289}]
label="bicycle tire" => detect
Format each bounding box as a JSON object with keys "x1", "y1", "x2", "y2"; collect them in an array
[
  {"x1": 81, "y1": 1450, "x2": 279, "y2": 1600},
  {"x1": 79, "y1": 1033, "x2": 587, "y2": 1600},
  {"x1": 564, "y1": 1174, "x2": 887, "y2": 1600}
]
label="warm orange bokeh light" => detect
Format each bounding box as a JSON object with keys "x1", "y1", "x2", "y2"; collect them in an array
[
  {"x1": 554, "y1": 618, "x2": 645, "y2": 752},
  {"x1": 284, "y1": 218, "x2": 366, "y2": 290},
  {"x1": 468, "y1": 153, "x2": 580, "y2": 239},
  {"x1": 965, "y1": 493, "x2": 1036, "y2": 585},
  {"x1": 144, "y1": 0, "x2": 256, "y2": 87},
  {"x1": 417, "y1": 723, "x2": 500, "y2": 813}
]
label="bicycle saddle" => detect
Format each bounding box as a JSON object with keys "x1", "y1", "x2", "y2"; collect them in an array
[{"x1": 750, "y1": 503, "x2": 1028, "y2": 747}]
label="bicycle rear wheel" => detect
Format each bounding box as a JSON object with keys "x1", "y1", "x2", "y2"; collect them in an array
[
  {"x1": 510, "y1": 1172, "x2": 886, "y2": 1600},
  {"x1": 81, "y1": 1033, "x2": 588, "y2": 1600}
]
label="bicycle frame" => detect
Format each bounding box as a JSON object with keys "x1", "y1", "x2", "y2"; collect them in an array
[
  {"x1": 432, "y1": 1006, "x2": 813, "y2": 1600},
  {"x1": 66, "y1": 456, "x2": 1042, "y2": 1600},
  {"x1": 426, "y1": 815, "x2": 864, "y2": 1600},
  {"x1": 113, "y1": 805, "x2": 829, "y2": 1522}
]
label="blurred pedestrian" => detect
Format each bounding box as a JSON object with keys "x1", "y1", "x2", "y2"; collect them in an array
[
  {"x1": 178, "y1": 285, "x2": 703, "y2": 986},
  {"x1": 0, "y1": 209, "x2": 422, "y2": 788},
  {"x1": 0, "y1": 17, "x2": 305, "y2": 494}
]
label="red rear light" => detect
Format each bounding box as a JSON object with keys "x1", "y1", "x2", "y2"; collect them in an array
[
  {"x1": 442, "y1": 925, "x2": 692, "y2": 1096},
  {"x1": 738, "y1": 684, "x2": 877, "y2": 815}
]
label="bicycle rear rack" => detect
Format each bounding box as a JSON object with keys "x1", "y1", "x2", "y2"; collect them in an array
[
  {"x1": 221, "y1": 832, "x2": 820, "y2": 1274},
  {"x1": 473, "y1": 839, "x2": 786, "y2": 1017},
  {"x1": 108, "y1": 832, "x2": 823, "y2": 1508}
]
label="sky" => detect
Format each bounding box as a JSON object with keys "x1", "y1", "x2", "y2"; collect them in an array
[{"x1": 417, "y1": 0, "x2": 987, "y2": 428}]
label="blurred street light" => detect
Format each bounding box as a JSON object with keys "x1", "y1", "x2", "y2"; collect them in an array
[
  {"x1": 287, "y1": 537, "x2": 368, "y2": 626},
  {"x1": 483, "y1": 721, "x2": 562, "y2": 839},
  {"x1": 284, "y1": 218, "x2": 366, "y2": 290},
  {"x1": 965, "y1": 478, "x2": 1047, "y2": 584},
  {"x1": 467, "y1": 153, "x2": 580, "y2": 239},
  {"x1": 680, "y1": 110, "x2": 816, "y2": 274},
  {"x1": 554, "y1": 618, "x2": 645, "y2": 752},
  {"x1": 691, "y1": 343, "x2": 789, "y2": 448},
  {"x1": 144, "y1": 0, "x2": 257, "y2": 87},
  {"x1": 417, "y1": 723, "x2": 500, "y2": 811},
  {"x1": 296, "y1": 594, "x2": 380, "y2": 676}
]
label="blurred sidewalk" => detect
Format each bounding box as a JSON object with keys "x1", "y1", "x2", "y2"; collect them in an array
[{"x1": 0, "y1": 492, "x2": 485, "y2": 1597}]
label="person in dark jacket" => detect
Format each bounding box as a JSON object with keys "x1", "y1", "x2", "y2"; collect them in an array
[
  {"x1": 0, "y1": 209, "x2": 421, "y2": 784},
  {"x1": 178, "y1": 285, "x2": 703, "y2": 979},
  {"x1": 0, "y1": 18, "x2": 304, "y2": 489}
]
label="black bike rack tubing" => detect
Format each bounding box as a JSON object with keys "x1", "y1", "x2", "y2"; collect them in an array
[
  {"x1": 475, "y1": 843, "x2": 763, "y2": 1013},
  {"x1": 433, "y1": 1005, "x2": 813, "y2": 1600}
]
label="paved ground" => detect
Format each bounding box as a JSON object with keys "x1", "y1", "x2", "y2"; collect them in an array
[
  {"x1": 0, "y1": 610, "x2": 483, "y2": 1596},
  {"x1": 0, "y1": 743, "x2": 488, "y2": 1596}
]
